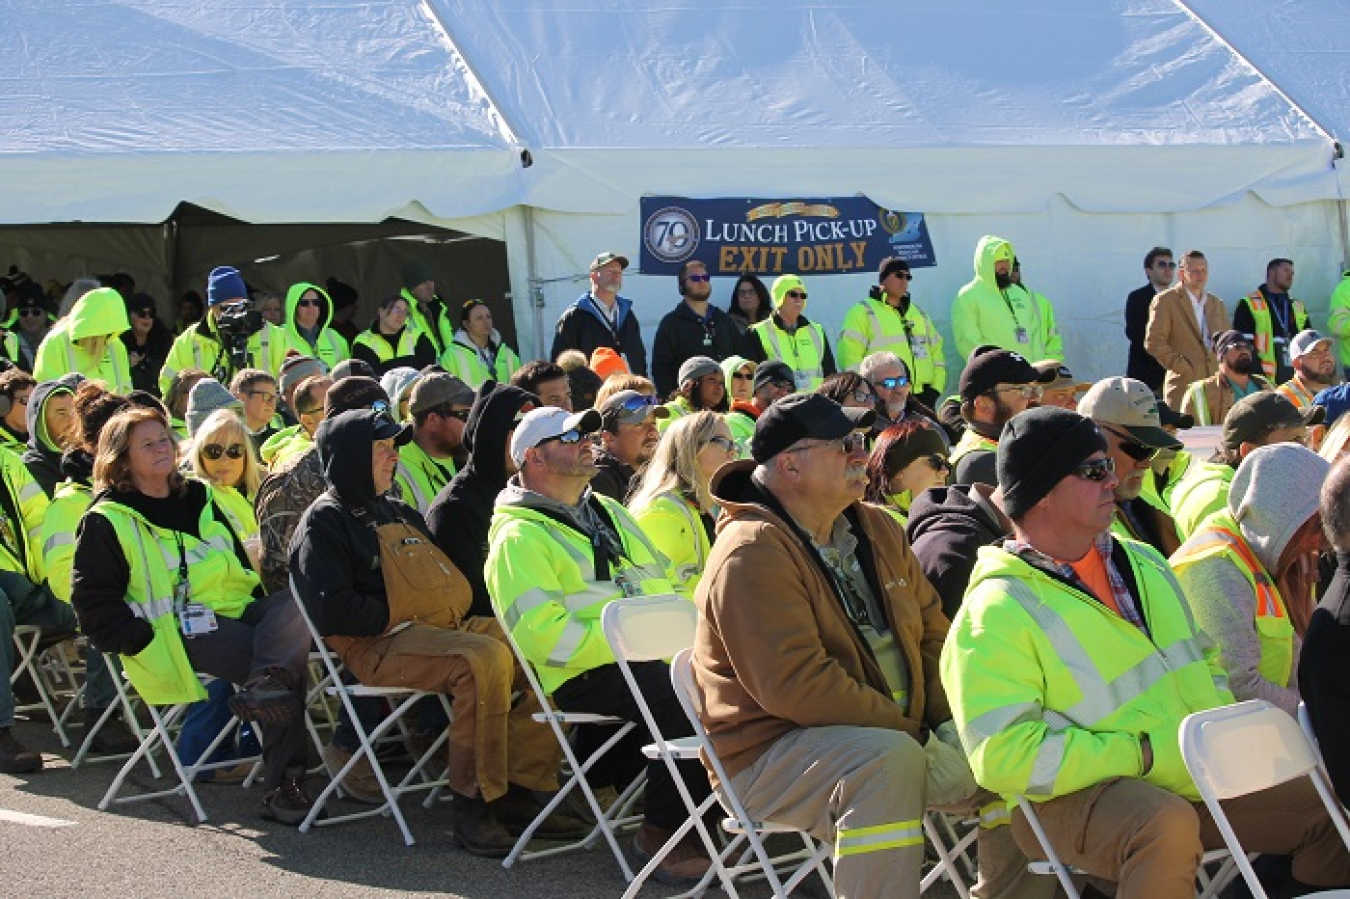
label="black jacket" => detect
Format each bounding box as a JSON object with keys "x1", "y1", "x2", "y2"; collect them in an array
[
  {"x1": 21, "y1": 374, "x2": 82, "y2": 498},
  {"x1": 550, "y1": 293, "x2": 648, "y2": 376},
  {"x1": 1125, "y1": 283, "x2": 1166, "y2": 391},
  {"x1": 426, "y1": 381, "x2": 535, "y2": 620},
  {"x1": 121, "y1": 323, "x2": 174, "y2": 395},
  {"x1": 906, "y1": 484, "x2": 1010, "y2": 619},
  {"x1": 291, "y1": 409, "x2": 430, "y2": 638},
  {"x1": 72, "y1": 479, "x2": 254, "y2": 656},
  {"x1": 1299, "y1": 552, "x2": 1350, "y2": 805},
  {"x1": 351, "y1": 324, "x2": 438, "y2": 377},
  {"x1": 589, "y1": 448, "x2": 638, "y2": 504},
  {"x1": 650, "y1": 301, "x2": 739, "y2": 398}
]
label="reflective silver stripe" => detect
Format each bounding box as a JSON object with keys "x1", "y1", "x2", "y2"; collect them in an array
[
  {"x1": 42, "y1": 531, "x2": 75, "y2": 557},
  {"x1": 960, "y1": 700, "x2": 1042, "y2": 753},
  {"x1": 395, "y1": 462, "x2": 430, "y2": 512},
  {"x1": 544, "y1": 619, "x2": 589, "y2": 668},
  {"x1": 1027, "y1": 732, "x2": 1067, "y2": 795},
  {"x1": 840, "y1": 327, "x2": 871, "y2": 346},
  {"x1": 128, "y1": 596, "x2": 176, "y2": 621},
  {"x1": 835, "y1": 819, "x2": 924, "y2": 856},
  {"x1": 128, "y1": 519, "x2": 161, "y2": 616},
  {"x1": 757, "y1": 322, "x2": 824, "y2": 382},
  {"x1": 18, "y1": 480, "x2": 42, "y2": 504},
  {"x1": 978, "y1": 801, "x2": 1011, "y2": 829}
]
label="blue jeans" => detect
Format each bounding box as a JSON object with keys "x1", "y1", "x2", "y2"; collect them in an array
[{"x1": 176, "y1": 678, "x2": 261, "y2": 768}]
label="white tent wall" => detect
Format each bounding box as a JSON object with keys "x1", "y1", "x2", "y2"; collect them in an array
[{"x1": 510, "y1": 196, "x2": 1345, "y2": 385}]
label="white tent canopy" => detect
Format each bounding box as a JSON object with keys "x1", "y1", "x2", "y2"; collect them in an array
[{"x1": 4, "y1": 0, "x2": 1348, "y2": 381}]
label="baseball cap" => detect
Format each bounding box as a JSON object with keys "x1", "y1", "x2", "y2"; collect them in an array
[
  {"x1": 1290, "y1": 329, "x2": 1334, "y2": 361},
  {"x1": 1212, "y1": 329, "x2": 1253, "y2": 355},
  {"x1": 753, "y1": 360, "x2": 796, "y2": 393},
  {"x1": 511, "y1": 406, "x2": 603, "y2": 466},
  {"x1": 1156, "y1": 399, "x2": 1195, "y2": 431},
  {"x1": 678, "y1": 356, "x2": 721, "y2": 386},
  {"x1": 1076, "y1": 377, "x2": 1183, "y2": 450},
  {"x1": 751, "y1": 393, "x2": 875, "y2": 463},
  {"x1": 958, "y1": 346, "x2": 1052, "y2": 401},
  {"x1": 408, "y1": 372, "x2": 474, "y2": 415},
  {"x1": 590, "y1": 251, "x2": 629, "y2": 272},
  {"x1": 599, "y1": 390, "x2": 669, "y2": 428},
  {"x1": 1222, "y1": 391, "x2": 1324, "y2": 450},
  {"x1": 1034, "y1": 360, "x2": 1089, "y2": 392},
  {"x1": 372, "y1": 411, "x2": 414, "y2": 446}
]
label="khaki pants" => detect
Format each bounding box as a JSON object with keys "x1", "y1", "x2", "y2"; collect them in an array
[
  {"x1": 337, "y1": 616, "x2": 560, "y2": 802},
  {"x1": 1011, "y1": 776, "x2": 1350, "y2": 899},
  {"x1": 725, "y1": 725, "x2": 927, "y2": 899}
]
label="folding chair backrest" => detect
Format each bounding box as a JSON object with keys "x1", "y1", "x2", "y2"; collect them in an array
[
  {"x1": 1181, "y1": 700, "x2": 1319, "y2": 801},
  {"x1": 670, "y1": 647, "x2": 736, "y2": 789},
  {"x1": 289, "y1": 574, "x2": 350, "y2": 686},
  {"x1": 601, "y1": 595, "x2": 696, "y2": 664}
]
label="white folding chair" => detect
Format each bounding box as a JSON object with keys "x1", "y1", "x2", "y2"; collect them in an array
[
  {"x1": 289, "y1": 576, "x2": 452, "y2": 846},
  {"x1": 1182, "y1": 699, "x2": 1350, "y2": 899},
  {"x1": 73, "y1": 658, "x2": 163, "y2": 773},
  {"x1": 11, "y1": 624, "x2": 72, "y2": 747},
  {"x1": 98, "y1": 669, "x2": 263, "y2": 823},
  {"x1": 670, "y1": 647, "x2": 834, "y2": 899},
  {"x1": 496, "y1": 611, "x2": 645, "y2": 878}
]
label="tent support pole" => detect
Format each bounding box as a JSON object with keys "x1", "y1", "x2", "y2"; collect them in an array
[{"x1": 523, "y1": 206, "x2": 545, "y2": 363}]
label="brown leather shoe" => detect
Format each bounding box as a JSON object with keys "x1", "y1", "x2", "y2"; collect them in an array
[
  {"x1": 633, "y1": 822, "x2": 712, "y2": 888},
  {"x1": 453, "y1": 794, "x2": 515, "y2": 859},
  {"x1": 320, "y1": 741, "x2": 383, "y2": 804},
  {"x1": 0, "y1": 728, "x2": 42, "y2": 774}
]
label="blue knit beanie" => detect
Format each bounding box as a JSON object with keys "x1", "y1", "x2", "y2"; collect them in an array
[{"x1": 207, "y1": 266, "x2": 248, "y2": 307}]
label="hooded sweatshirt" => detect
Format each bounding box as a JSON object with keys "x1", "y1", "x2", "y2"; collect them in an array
[
  {"x1": 950, "y1": 236, "x2": 1062, "y2": 361},
  {"x1": 282, "y1": 281, "x2": 350, "y2": 369},
  {"x1": 33, "y1": 287, "x2": 133, "y2": 391},
  {"x1": 426, "y1": 381, "x2": 536, "y2": 619},
  {"x1": 290, "y1": 409, "x2": 426, "y2": 638},
  {"x1": 906, "y1": 483, "x2": 1011, "y2": 620},
  {"x1": 1171, "y1": 443, "x2": 1329, "y2": 714},
  {"x1": 21, "y1": 374, "x2": 82, "y2": 498}
]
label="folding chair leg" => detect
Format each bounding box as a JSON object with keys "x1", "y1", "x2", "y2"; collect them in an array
[
  {"x1": 921, "y1": 813, "x2": 975, "y2": 898},
  {"x1": 11, "y1": 626, "x2": 72, "y2": 747},
  {"x1": 99, "y1": 702, "x2": 211, "y2": 823}
]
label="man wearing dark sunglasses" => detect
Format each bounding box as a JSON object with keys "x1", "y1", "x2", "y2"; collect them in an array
[
  {"x1": 1179, "y1": 329, "x2": 1271, "y2": 427},
  {"x1": 1125, "y1": 247, "x2": 1175, "y2": 392},
  {"x1": 838, "y1": 257, "x2": 946, "y2": 407},
  {"x1": 393, "y1": 373, "x2": 473, "y2": 515},
  {"x1": 590, "y1": 389, "x2": 668, "y2": 501},
  {"x1": 1079, "y1": 377, "x2": 1184, "y2": 557},
  {"x1": 944, "y1": 406, "x2": 1350, "y2": 897},
  {"x1": 650, "y1": 260, "x2": 738, "y2": 399}
]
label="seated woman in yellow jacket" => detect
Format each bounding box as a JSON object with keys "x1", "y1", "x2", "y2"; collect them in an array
[
  {"x1": 628, "y1": 411, "x2": 738, "y2": 598},
  {"x1": 34, "y1": 286, "x2": 134, "y2": 393},
  {"x1": 185, "y1": 409, "x2": 262, "y2": 561}
]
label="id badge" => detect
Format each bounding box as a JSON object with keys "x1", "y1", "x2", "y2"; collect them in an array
[
  {"x1": 1275, "y1": 339, "x2": 1289, "y2": 367},
  {"x1": 911, "y1": 341, "x2": 929, "y2": 360},
  {"x1": 1014, "y1": 327, "x2": 1029, "y2": 344},
  {"x1": 794, "y1": 370, "x2": 813, "y2": 390},
  {"x1": 702, "y1": 336, "x2": 712, "y2": 346},
  {"x1": 179, "y1": 603, "x2": 218, "y2": 638}
]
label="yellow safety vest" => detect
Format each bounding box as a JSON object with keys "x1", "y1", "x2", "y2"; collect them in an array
[
  {"x1": 837, "y1": 298, "x2": 946, "y2": 395},
  {"x1": 1242, "y1": 292, "x2": 1309, "y2": 380},
  {"x1": 352, "y1": 326, "x2": 425, "y2": 363},
  {"x1": 949, "y1": 429, "x2": 997, "y2": 469},
  {"x1": 752, "y1": 318, "x2": 828, "y2": 391}
]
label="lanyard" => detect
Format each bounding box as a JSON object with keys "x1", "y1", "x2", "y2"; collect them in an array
[
  {"x1": 999, "y1": 289, "x2": 1023, "y2": 329},
  {"x1": 173, "y1": 530, "x2": 191, "y2": 611},
  {"x1": 1269, "y1": 295, "x2": 1291, "y2": 336}
]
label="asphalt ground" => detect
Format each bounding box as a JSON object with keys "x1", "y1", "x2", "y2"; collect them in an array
[{"x1": 2, "y1": 713, "x2": 971, "y2": 898}]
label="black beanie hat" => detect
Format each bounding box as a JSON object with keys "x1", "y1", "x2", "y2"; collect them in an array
[{"x1": 997, "y1": 406, "x2": 1107, "y2": 519}]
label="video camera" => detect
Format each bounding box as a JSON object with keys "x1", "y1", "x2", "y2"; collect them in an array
[{"x1": 215, "y1": 303, "x2": 264, "y2": 375}]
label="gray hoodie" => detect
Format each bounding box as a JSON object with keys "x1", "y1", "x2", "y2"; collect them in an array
[{"x1": 1172, "y1": 443, "x2": 1329, "y2": 714}]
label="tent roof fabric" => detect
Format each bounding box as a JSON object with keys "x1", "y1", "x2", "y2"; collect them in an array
[{"x1": 1, "y1": 0, "x2": 1343, "y2": 224}]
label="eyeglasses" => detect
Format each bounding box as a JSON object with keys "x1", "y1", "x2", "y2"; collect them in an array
[
  {"x1": 1073, "y1": 457, "x2": 1116, "y2": 482},
  {"x1": 202, "y1": 443, "x2": 246, "y2": 461},
  {"x1": 789, "y1": 432, "x2": 868, "y2": 455},
  {"x1": 1102, "y1": 425, "x2": 1159, "y2": 462},
  {"x1": 784, "y1": 290, "x2": 808, "y2": 300},
  {"x1": 991, "y1": 385, "x2": 1043, "y2": 400},
  {"x1": 706, "y1": 435, "x2": 738, "y2": 453},
  {"x1": 686, "y1": 274, "x2": 711, "y2": 283},
  {"x1": 438, "y1": 408, "x2": 470, "y2": 422},
  {"x1": 245, "y1": 390, "x2": 278, "y2": 404},
  {"x1": 297, "y1": 298, "x2": 321, "y2": 308},
  {"x1": 850, "y1": 389, "x2": 879, "y2": 405},
  {"x1": 18, "y1": 308, "x2": 45, "y2": 318},
  {"x1": 132, "y1": 308, "x2": 155, "y2": 318},
  {"x1": 732, "y1": 372, "x2": 754, "y2": 381},
  {"x1": 874, "y1": 376, "x2": 910, "y2": 390},
  {"x1": 924, "y1": 455, "x2": 952, "y2": 473}
]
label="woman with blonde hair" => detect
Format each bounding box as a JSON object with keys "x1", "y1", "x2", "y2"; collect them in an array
[
  {"x1": 34, "y1": 286, "x2": 134, "y2": 392},
  {"x1": 187, "y1": 408, "x2": 263, "y2": 548},
  {"x1": 628, "y1": 411, "x2": 738, "y2": 597}
]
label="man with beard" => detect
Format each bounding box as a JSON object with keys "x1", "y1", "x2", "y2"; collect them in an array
[
  {"x1": 1079, "y1": 377, "x2": 1184, "y2": 557},
  {"x1": 1277, "y1": 329, "x2": 1338, "y2": 411},
  {"x1": 951, "y1": 236, "x2": 1062, "y2": 362},
  {"x1": 1235, "y1": 258, "x2": 1310, "y2": 384},
  {"x1": 950, "y1": 346, "x2": 1055, "y2": 488},
  {"x1": 392, "y1": 373, "x2": 473, "y2": 515},
  {"x1": 1179, "y1": 330, "x2": 1271, "y2": 427},
  {"x1": 589, "y1": 389, "x2": 668, "y2": 502},
  {"x1": 650, "y1": 260, "x2": 738, "y2": 399},
  {"x1": 859, "y1": 351, "x2": 925, "y2": 428}
]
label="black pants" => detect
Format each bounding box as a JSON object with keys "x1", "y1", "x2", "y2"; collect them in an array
[
  {"x1": 552, "y1": 661, "x2": 711, "y2": 831},
  {"x1": 182, "y1": 590, "x2": 308, "y2": 789}
]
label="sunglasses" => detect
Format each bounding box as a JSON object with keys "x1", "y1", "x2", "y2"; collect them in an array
[
  {"x1": 1102, "y1": 426, "x2": 1159, "y2": 462},
  {"x1": 245, "y1": 389, "x2": 277, "y2": 404},
  {"x1": 297, "y1": 298, "x2": 321, "y2": 308},
  {"x1": 889, "y1": 272, "x2": 914, "y2": 281},
  {"x1": 610, "y1": 393, "x2": 659, "y2": 414},
  {"x1": 732, "y1": 372, "x2": 755, "y2": 381},
  {"x1": 370, "y1": 400, "x2": 391, "y2": 415},
  {"x1": 685, "y1": 274, "x2": 712, "y2": 283},
  {"x1": 1156, "y1": 260, "x2": 1178, "y2": 269},
  {"x1": 924, "y1": 454, "x2": 952, "y2": 473},
  {"x1": 706, "y1": 435, "x2": 738, "y2": 453},
  {"x1": 437, "y1": 408, "x2": 470, "y2": 421},
  {"x1": 539, "y1": 428, "x2": 588, "y2": 448},
  {"x1": 874, "y1": 376, "x2": 910, "y2": 390},
  {"x1": 1073, "y1": 457, "x2": 1116, "y2": 482},
  {"x1": 202, "y1": 443, "x2": 246, "y2": 461},
  {"x1": 784, "y1": 290, "x2": 808, "y2": 300},
  {"x1": 132, "y1": 308, "x2": 155, "y2": 318},
  {"x1": 18, "y1": 308, "x2": 45, "y2": 318}
]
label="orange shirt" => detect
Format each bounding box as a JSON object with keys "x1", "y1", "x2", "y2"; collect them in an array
[{"x1": 1067, "y1": 548, "x2": 1120, "y2": 617}]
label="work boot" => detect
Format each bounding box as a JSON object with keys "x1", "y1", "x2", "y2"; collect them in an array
[
  {"x1": 452, "y1": 793, "x2": 516, "y2": 858},
  {"x1": 84, "y1": 708, "x2": 140, "y2": 754},
  {"x1": 229, "y1": 668, "x2": 302, "y2": 727},
  {"x1": 633, "y1": 821, "x2": 713, "y2": 888},
  {"x1": 493, "y1": 783, "x2": 592, "y2": 840},
  {"x1": 261, "y1": 769, "x2": 319, "y2": 826},
  {"x1": 0, "y1": 727, "x2": 42, "y2": 774},
  {"x1": 320, "y1": 740, "x2": 383, "y2": 804}
]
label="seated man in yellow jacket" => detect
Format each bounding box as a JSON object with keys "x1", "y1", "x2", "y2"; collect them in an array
[
  {"x1": 941, "y1": 406, "x2": 1350, "y2": 898},
  {"x1": 1179, "y1": 330, "x2": 1271, "y2": 427}
]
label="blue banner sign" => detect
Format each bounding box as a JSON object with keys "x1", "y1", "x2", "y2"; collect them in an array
[{"x1": 640, "y1": 196, "x2": 936, "y2": 276}]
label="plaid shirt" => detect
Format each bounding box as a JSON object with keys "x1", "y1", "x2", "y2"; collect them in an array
[{"x1": 1004, "y1": 533, "x2": 1149, "y2": 635}]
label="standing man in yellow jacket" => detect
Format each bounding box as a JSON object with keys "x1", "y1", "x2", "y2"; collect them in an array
[
  {"x1": 951, "y1": 236, "x2": 1062, "y2": 362},
  {"x1": 1233, "y1": 258, "x2": 1309, "y2": 384},
  {"x1": 1327, "y1": 268, "x2": 1350, "y2": 377},
  {"x1": 837, "y1": 257, "x2": 945, "y2": 407},
  {"x1": 941, "y1": 406, "x2": 1350, "y2": 898},
  {"x1": 400, "y1": 260, "x2": 455, "y2": 358}
]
